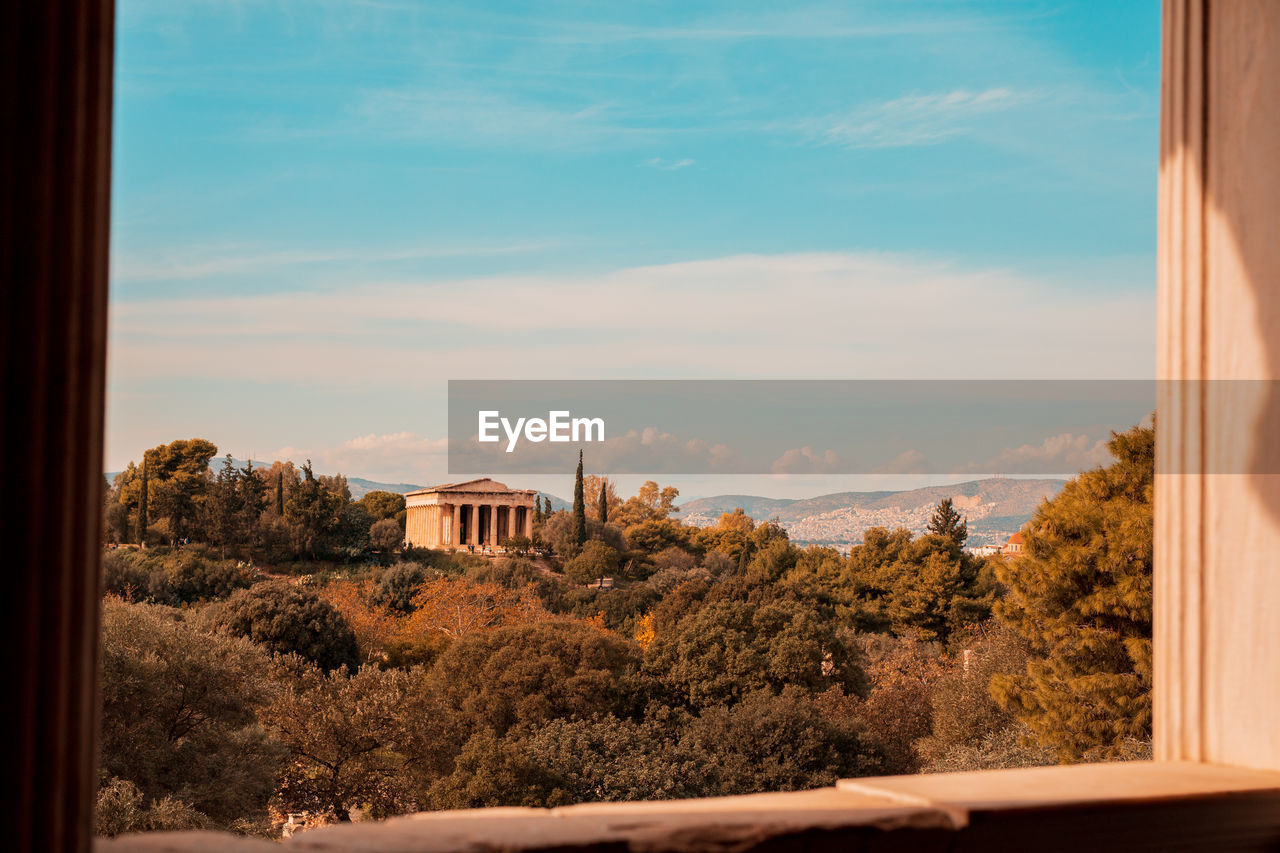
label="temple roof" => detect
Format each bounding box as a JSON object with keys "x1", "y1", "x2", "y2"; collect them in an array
[{"x1": 406, "y1": 477, "x2": 534, "y2": 496}]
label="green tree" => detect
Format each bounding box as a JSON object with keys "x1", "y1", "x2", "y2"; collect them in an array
[
  {"x1": 370, "y1": 518, "x2": 404, "y2": 554},
  {"x1": 237, "y1": 458, "x2": 266, "y2": 548},
  {"x1": 927, "y1": 497, "x2": 968, "y2": 546},
  {"x1": 643, "y1": 575, "x2": 866, "y2": 708},
  {"x1": 359, "y1": 490, "x2": 406, "y2": 522},
  {"x1": 371, "y1": 562, "x2": 426, "y2": 614},
  {"x1": 285, "y1": 460, "x2": 345, "y2": 558},
  {"x1": 207, "y1": 580, "x2": 361, "y2": 673},
  {"x1": 610, "y1": 481, "x2": 679, "y2": 528},
  {"x1": 597, "y1": 482, "x2": 609, "y2": 525},
  {"x1": 275, "y1": 469, "x2": 285, "y2": 516},
  {"x1": 263, "y1": 663, "x2": 422, "y2": 820},
  {"x1": 915, "y1": 624, "x2": 1045, "y2": 771},
  {"x1": 563, "y1": 540, "x2": 620, "y2": 585},
  {"x1": 425, "y1": 621, "x2": 645, "y2": 743},
  {"x1": 98, "y1": 598, "x2": 286, "y2": 828},
  {"x1": 136, "y1": 458, "x2": 149, "y2": 545},
  {"x1": 817, "y1": 527, "x2": 991, "y2": 641},
  {"x1": 681, "y1": 688, "x2": 884, "y2": 794},
  {"x1": 424, "y1": 729, "x2": 568, "y2": 810},
  {"x1": 208, "y1": 455, "x2": 244, "y2": 556},
  {"x1": 572, "y1": 450, "x2": 587, "y2": 548},
  {"x1": 990, "y1": 423, "x2": 1154, "y2": 761},
  {"x1": 118, "y1": 439, "x2": 219, "y2": 541}
]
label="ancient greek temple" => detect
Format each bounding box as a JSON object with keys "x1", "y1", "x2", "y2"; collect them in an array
[{"x1": 404, "y1": 478, "x2": 538, "y2": 549}]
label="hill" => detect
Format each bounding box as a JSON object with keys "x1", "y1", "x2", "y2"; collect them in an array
[{"x1": 673, "y1": 478, "x2": 1065, "y2": 548}]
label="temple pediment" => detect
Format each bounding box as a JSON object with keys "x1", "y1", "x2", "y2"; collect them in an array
[{"x1": 416, "y1": 477, "x2": 511, "y2": 494}]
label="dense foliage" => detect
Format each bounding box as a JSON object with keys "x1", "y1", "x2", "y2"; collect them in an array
[
  {"x1": 207, "y1": 581, "x2": 361, "y2": 673},
  {"x1": 97, "y1": 428, "x2": 1154, "y2": 837},
  {"x1": 991, "y1": 424, "x2": 1154, "y2": 760}
]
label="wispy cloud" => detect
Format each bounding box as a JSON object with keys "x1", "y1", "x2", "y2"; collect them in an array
[
  {"x1": 481, "y1": 8, "x2": 1049, "y2": 46},
  {"x1": 275, "y1": 432, "x2": 449, "y2": 483},
  {"x1": 805, "y1": 88, "x2": 1037, "y2": 149},
  {"x1": 111, "y1": 242, "x2": 549, "y2": 283},
  {"x1": 642, "y1": 157, "x2": 696, "y2": 171},
  {"x1": 109, "y1": 250, "x2": 1154, "y2": 389}
]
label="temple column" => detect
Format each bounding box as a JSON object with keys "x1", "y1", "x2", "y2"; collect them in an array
[
  {"x1": 469, "y1": 504, "x2": 480, "y2": 546},
  {"x1": 451, "y1": 503, "x2": 460, "y2": 547},
  {"x1": 488, "y1": 504, "x2": 498, "y2": 546},
  {"x1": 524, "y1": 504, "x2": 533, "y2": 538}
]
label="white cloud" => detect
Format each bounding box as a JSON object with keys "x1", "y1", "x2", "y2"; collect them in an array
[
  {"x1": 275, "y1": 432, "x2": 449, "y2": 483},
  {"x1": 109, "y1": 250, "x2": 1154, "y2": 389},
  {"x1": 771, "y1": 446, "x2": 846, "y2": 474},
  {"x1": 872, "y1": 449, "x2": 935, "y2": 475},
  {"x1": 810, "y1": 88, "x2": 1036, "y2": 149},
  {"x1": 111, "y1": 242, "x2": 545, "y2": 283},
  {"x1": 958, "y1": 432, "x2": 1113, "y2": 475},
  {"x1": 642, "y1": 157, "x2": 696, "y2": 171}
]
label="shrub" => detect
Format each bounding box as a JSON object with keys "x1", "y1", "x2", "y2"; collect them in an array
[
  {"x1": 426, "y1": 620, "x2": 646, "y2": 741},
  {"x1": 370, "y1": 562, "x2": 426, "y2": 613},
  {"x1": 467, "y1": 557, "x2": 540, "y2": 590},
  {"x1": 102, "y1": 550, "x2": 149, "y2": 599},
  {"x1": 369, "y1": 518, "x2": 404, "y2": 553},
  {"x1": 102, "y1": 547, "x2": 254, "y2": 604},
  {"x1": 207, "y1": 580, "x2": 360, "y2": 673},
  {"x1": 95, "y1": 777, "x2": 211, "y2": 837},
  {"x1": 680, "y1": 687, "x2": 884, "y2": 795},
  {"x1": 99, "y1": 598, "x2": 285, "y2": 829},
  {"x1": 563, "y1": 541, "x2": 620, "y2": 585},
  {"x1": 915, "y1": 624, "x2": 1030, "y2": 767}
]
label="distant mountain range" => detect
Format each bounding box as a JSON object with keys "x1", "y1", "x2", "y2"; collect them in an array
[{"x1": 672, "y1": 478, "x2": 1065, "y2": 548}]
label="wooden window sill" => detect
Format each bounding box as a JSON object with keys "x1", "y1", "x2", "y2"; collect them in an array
[{"x1": 96, "y1": 761, "x2": 1280, "y2": 852}]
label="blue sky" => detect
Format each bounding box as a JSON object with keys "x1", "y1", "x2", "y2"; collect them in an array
[{"x1": 108, "y1": 0, "x2": 1161, "y2": 498}]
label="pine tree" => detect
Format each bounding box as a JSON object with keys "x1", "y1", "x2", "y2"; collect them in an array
[
  {"x1": 990, "y1": 422, "x2": 1154, "y2": 761},
  {"x1": 597, "y1": 482, "x2": 609, "y2": 525},
  {"x1": 926, "y1": 498, "x2": 968, "y2": 546},
  {"x1": 136, "y1": 457, "x2": 149, "y2": 547},
  {"x1": 572, "y1": 450, "x2": 587, "y2": 548},
  {"x1": 275, "y1": 470, "x2": 285, "y2": 516},
  {"x1": 238, "y1": 458, "x2": 266, "y2": 548},
  {"x1": 210, "y1": 454, "x2": 243, "y2": 555}
]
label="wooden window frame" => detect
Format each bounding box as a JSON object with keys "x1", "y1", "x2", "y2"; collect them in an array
[{"x1": 9, "y1": 1, "x2": 1280, "y2": 850}]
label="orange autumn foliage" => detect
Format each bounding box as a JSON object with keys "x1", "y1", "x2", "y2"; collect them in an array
[{"x1": 322, "y1": 573, "x2": 613, "y2": 666}]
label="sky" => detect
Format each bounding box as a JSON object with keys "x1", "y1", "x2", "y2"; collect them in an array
[{"x1": 108, "y1": 0, "x2": 1162, "y2": 500}]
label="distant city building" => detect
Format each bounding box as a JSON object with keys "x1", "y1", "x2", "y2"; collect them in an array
[{"x1": 404, "y1": 478, "x2": 536, "y2": 550}]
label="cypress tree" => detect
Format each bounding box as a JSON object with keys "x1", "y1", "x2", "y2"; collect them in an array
[
  {"x1": 543, "y1": 496, "x2": 552, "y2": 518},
  {"x1": 275, "y1": 470, "x2": 285, "y2": 516},
  {"x1": 991, "y1": 422, "x2": 1154, "y2": 761},
  {"x1": 572, "y1": 450, "x2": 587, "y2": 547},
  {"x1": 597, "y1": 481, "x2": 609, "y2": 525},
  {"x1": 136, "y1": 457, "x2": 149, "y2": 547}
]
